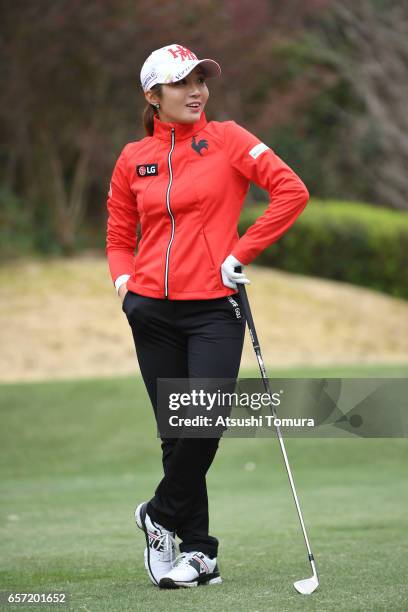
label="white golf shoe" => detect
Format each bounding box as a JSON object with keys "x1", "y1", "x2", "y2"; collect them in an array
[
  {"x1": 159, "y1": 551, "x2": 222, "y2": 588},
  {"x1": 135, "y1": 502, "x2": 177, "y2": 586}
]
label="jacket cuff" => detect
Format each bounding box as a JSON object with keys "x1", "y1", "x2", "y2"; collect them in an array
[{"x1": 230, "y1": 246, "x2": 252, "y2": 266}]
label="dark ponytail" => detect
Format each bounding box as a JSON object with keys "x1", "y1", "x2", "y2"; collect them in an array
[{"x1": 142, "y1": 84, "x2": 163, "y2": 136}]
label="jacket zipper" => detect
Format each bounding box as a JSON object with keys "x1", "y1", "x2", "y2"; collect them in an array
[{"x1": 164, "y1": 128, "x2": 176, "y2": 298}]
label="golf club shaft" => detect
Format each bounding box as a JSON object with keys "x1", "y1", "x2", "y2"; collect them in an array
[{"x1": 236, "y1": 280, "x2": 317, "y2": 571}]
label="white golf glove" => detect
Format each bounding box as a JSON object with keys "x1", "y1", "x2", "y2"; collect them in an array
[{"x1": 221, "y1": 254, "x2": 250, "y2": 289}]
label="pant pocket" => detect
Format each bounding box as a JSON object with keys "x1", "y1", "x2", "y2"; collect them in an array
[{"x1": 121, "y1": 290, "x2": 133, "y2": 314}]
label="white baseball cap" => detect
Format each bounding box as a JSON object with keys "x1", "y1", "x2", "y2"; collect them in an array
[{"x1": 140, "y1": 44, "x2": 221, "y2": 92}]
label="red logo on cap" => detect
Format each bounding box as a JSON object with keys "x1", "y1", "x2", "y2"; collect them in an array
[{"x1": 168, "y1": 45, "x2": 197, "y2": 61}]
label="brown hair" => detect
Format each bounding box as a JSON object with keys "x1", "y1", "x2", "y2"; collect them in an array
[{"x1": 143, "y1": 84, "x2": 163, "y2": 136}]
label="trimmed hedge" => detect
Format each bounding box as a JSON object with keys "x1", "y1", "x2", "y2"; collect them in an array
[{"x1": 238, "y1": 199, "x2": 408, "y2": 299}]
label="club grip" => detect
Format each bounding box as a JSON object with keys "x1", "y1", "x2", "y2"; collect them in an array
[{"x1": 234, "y1": 266, "x2": 260, "y2": 348}]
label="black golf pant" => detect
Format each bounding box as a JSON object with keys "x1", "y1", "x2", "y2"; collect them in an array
[{"x1": 122, "y1": 290, "x2": 246, "y2": 558}]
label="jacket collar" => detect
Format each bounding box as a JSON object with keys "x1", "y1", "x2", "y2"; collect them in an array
[{"x1": 153, "y1": 112, "x2": 207, "y2": 142}]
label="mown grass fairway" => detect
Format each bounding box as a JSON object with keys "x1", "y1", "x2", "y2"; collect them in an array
[{"x1": 1, "y1": 368, "x2": 408, "y2": 611}]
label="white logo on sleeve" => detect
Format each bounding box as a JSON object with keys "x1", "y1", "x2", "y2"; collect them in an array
[{"x1": 249, "y1": 142, "x2": 269, "y2": 159}]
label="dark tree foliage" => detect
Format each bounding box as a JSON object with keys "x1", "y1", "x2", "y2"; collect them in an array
[{"x1": 0, "y1": 0, "x2": 404, "y2": 255}]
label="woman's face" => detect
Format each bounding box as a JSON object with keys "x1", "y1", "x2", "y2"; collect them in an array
[{"x1": 147, "y1": 67, "x2": 209, "y2": 124}]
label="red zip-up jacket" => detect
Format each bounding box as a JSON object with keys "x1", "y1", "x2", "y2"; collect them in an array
[{"x1": 106, "y1": 112, "x2": 309, "y2": 299}]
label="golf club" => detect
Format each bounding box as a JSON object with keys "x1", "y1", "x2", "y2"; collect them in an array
[{"x1": 235, "y1": 270, "x2": 319, "y2": 595}]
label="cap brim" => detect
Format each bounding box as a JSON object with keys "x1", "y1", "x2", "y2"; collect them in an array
[
  {"x1": 196, "y1": 59, "x2": 221, "y2": 78},
  {"x1": 171, "y1": 58, "x2": 221, "y2": 84}
]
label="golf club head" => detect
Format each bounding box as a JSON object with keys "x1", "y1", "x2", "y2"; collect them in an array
[{"x1": 293, "y1": 574, "x2": 319, "y2": 595}]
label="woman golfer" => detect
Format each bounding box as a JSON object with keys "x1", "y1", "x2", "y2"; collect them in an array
[{"x1": 106, "y1": 43, "x2": 309, "y2": 589}]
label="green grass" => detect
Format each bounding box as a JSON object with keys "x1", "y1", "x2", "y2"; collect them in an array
[{"x1": 1, "y1": 368, "x2": 408, "y2": 611}]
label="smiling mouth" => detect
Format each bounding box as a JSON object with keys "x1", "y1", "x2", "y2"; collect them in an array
[{"x1": 186, "y1": 102, "x2": 201, "y2": 109}]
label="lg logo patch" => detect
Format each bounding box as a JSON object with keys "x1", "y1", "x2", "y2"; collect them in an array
[{"x1": 136, "y1": 164, "x2": 158, "y2": 177}]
